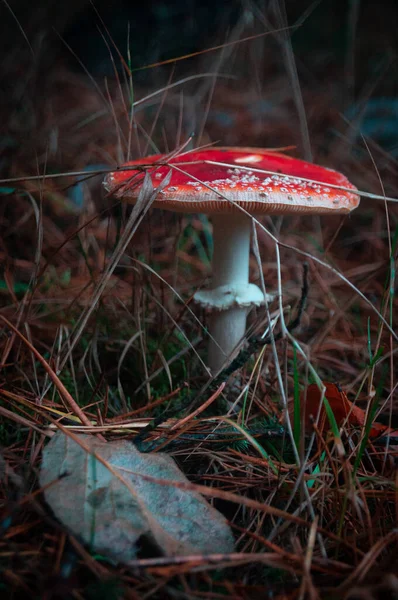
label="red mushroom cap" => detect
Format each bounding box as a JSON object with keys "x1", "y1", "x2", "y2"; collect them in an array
[{"x1": 104, "y1": 147, "x2": 360, "y2": 215}]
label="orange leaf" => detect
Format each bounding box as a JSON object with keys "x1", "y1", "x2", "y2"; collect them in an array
[{"x1": 301, "y1": 383, "x2": 396, "y2": 441}]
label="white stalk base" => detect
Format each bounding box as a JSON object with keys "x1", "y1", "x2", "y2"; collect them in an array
[{"x1": 208, "y1": 306, "x2": 249, "y2": 373}]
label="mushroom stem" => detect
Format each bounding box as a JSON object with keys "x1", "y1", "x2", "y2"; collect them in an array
[
  {"x1": 208, "y1": 306, "x2": 249, "y2": 373},
  {"x1": 207, "y1": 213, "x2": 252, "y2": 372},
  {"x1": 194, "y1": 213, "x2": 265, "y2": 373},
  {"x1": 212, "y1": 213, "x2": 251, "y2": 288}
]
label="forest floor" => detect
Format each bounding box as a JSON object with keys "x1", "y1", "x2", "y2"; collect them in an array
[{"x1": 0, "y1": 4, "x2": 397, "y2": 599}]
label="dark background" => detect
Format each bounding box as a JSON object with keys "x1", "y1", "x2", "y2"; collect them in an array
[
  {"x1": 1, "y1": 0, "x2": 397, "y2": 83},
  {"x1": 1, "y1": 0, "x2": 397, "y2": 184}
]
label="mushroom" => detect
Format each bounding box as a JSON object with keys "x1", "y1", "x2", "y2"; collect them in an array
[{"x1": 104, "y1": 147, "x2": 360, "y2": 373}]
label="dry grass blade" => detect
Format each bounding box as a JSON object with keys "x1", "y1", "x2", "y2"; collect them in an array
[
  {"x1": 0, "y1": 315, "x2": 93, "y2": 429},
  {"x1": 56, "y1": 171, "x2": 171, "y2": 374}
]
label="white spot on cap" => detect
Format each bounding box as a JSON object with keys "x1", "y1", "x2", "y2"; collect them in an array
[{"x1": 234, "y1": 154, "x2": 264, "y2": 164}]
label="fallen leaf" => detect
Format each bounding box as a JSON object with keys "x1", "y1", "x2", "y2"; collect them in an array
[
  {"x1": 40, "y1": 432, "x2": 234, "y2": 562},
  {"x1": 301, "y1": 383, "x2": 398, "y2": 442}
]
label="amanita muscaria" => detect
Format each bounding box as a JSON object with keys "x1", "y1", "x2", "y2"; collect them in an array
[{"x1": 104, "y1": 147, "x2": 360, "y2": 372}]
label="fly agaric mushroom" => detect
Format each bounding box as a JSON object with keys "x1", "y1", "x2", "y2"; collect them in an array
[{"x1": 104, "y1": 147, "x2": 359, "y2": 372}]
